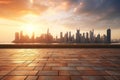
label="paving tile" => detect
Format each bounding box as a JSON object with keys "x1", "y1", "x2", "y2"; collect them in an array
[
  {"x1": 15, "y1": 67, "x2": 34, "y2": 71},
  {"x1": 71, "y1": 76, "x2": 83, "y2": 80},
  {"x1": 8, "y1": 71, "x2": 38, "y2": 76},
  {"x1": 59, "y1": 70, "x2": 81, "y2": 76},
  {"x1": 37, "y1": 71, "x2": 58, "y2": 76},
  {"x1": 42, "y1": 67, "x2": 52, "y2": 70},
  {"x1": 106, "y1": 71, "x2": 120, "y2": 75},
  {"x1": 103, "y1": 76, "x2": 116, "y2": 80},
  {"x1": 38, "y1": 76, "x2": 70, "y2": 80},
  {"x1": 52, "y1": 67, "x2": 76, "y2": 70},
  {"x1": 0, "y1": 67, "x2": 16, "y2": 71},
  {"x1": 112, "y1": 76, "x2": 120, "y2": 80},
  {"x1": 2, "y1": 76, "x2": 26, "y2": 80},
  {"x1": 26, "y1": 76, "x2": 38, "y2": 80},
  {"x1": 34, "y1": 67, "x2": 43, "y2": 70},
  {"x1": 78, "y1": 70, "x2": 109, "y2": 76},
  {"x1": 76, "y1": 67, "x2": 93, "y2": 70},
  {"x1": 82, "y1": 76, "x2": 106, "y2": 80},
  {"x1": 28, "y1": 63, "x2": 45, "y2": 67},
  {"x1": 0, "y1": 71, "x2": 10, "y2": 75},
  {"x1": 0, "y1": 76, "x2": 3, "y2": 79}
]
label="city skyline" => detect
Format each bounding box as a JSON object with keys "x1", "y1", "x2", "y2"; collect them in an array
[
  {"x1": 0, "y1": 0, "x2": 120, "y2": 43},
  {"x1": 13, "y1": 28, "x2": 111, "y2": 43}
]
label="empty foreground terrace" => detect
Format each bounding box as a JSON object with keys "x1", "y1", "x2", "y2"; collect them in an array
[{"x1": 0, "y1": 48, "x2": 120, "y2": 80}]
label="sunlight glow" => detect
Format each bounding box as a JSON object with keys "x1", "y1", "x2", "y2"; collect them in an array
[
  {"x1": 30, "y1": 0, "x2": 33, "y2": 4},
  {"x1": 25, "y1": 24, "x2": 34, "y2": 33},
  {"x1": 21, "y1": 24, "x2": 35, "y2": 37},
  {"x1": 21, "y1": 13, "x2": 38, "y2": 22}
]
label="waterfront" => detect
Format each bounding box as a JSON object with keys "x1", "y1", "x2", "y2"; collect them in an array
[
  {"x1": 0, "y1": 49, "x2": 120, "y2": 80},
  {"x1": 0, "y1": 43, "x2": 120, "y2": 48}
]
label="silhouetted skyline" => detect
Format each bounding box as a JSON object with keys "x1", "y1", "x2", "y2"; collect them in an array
[{"x1": 13, "y1": 28, "x2": 111, "y2": 43}]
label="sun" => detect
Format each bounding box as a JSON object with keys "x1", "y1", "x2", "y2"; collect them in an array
[
  {"x1": 30, "y1": 0, "x2": 34, "y2": 4},
  {"x1": 25, "y1": 24, "x2": 34, "y2": 33},
  {"x1": 21, "y1": 24, "x2": 35, "y2": 37}
]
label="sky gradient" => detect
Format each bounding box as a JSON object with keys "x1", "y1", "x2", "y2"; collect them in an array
[{"x1": 0, "y1": 0, "x2": 120, "y2": 43}]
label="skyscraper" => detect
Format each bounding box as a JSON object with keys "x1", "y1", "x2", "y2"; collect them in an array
[
  {"x1": 107, "y1": 28, "x2": 111, "y2": 43},
  {"x1": 31, "y1": 32, "x2": 35, "y2": 42},
  {"x1": 69, "y1": 31, "x2": 71, "y2": 42},
  {"x1": 15, "y1": 32, "x2": 19, "y2": 42},
  {"x1": 60, "y1": 32, "x2": 63, "y2": 42},
  {"x1": 20, "y1": 31, "x2": 23, "y2": 40},
  {"x1": 90, "y1": 29, "x2": 94, "y2": 43},
  {"x1": 86, "y1": 32, "x2": 89, "y2": 42},
  {"x1": 96, "y1": 34, "x2": 101, "y2": 43},
  {"x1": 76, "y1": 29, "x2": 80, "y2": 43}
]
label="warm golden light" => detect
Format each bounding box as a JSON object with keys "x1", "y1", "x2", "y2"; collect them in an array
[
  {"x1": 30, "y1": 0, "x2": 33, "y2": 4},
  {"x1": 25, "y1": 24, "x2": 34, "y2": 33},
  {"x1": 21, "y1": 24, "x2": 35, "y2": 36}
]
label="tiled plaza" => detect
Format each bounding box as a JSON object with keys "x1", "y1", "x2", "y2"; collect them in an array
[{"x1": 0, "y1": 49, "x2": 120, "y2": 80}]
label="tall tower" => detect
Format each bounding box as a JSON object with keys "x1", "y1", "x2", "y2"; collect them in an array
[
  {"x1": 31, "y1": 32, "x2": 35, "y2": 42},
  {"x1": 20, "y1": 31, "x2": 23, "y2": 40},
  {"x1": 76, "y1": 29, "x2": 80, "y2": 43},
  {"x1": 69, "y1": 31, "x2": 71, "y2": 42},
  {"x1": 47, "y1": 28, "x2": 49, "y2": 35},
  {"x1": 15, "y1": 32, "x2": 19, "y2": 42},
  {"x1": 60, "y1": 32, "x2": 63, "y2": 42},
  {"x1": 90, "y1": 29, "x2": 94, "y2": 43},
  {"x1": 107, "y1": 28, "x2": 111, "y2": 43}
]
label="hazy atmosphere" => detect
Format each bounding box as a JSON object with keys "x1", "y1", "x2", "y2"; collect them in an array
[{"x1": 0, "y1": 0, "x2": 120, "y2": 42}]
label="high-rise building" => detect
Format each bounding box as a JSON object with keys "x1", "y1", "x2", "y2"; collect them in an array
[
  {"x1": 69, "y1": 32, "x2": 71, "y2": 42},
  {"x1": 60, "y1": 32, "x2": 63, "y2": 42},
  {"x1": 107, "y1": 28, "x2": 111, "y2": 43},
  {"x1": 60, "y1": 32, "x2": 63, "y2": 39},
  {"x1": 81, "y1": 33, "x2": 85, "y2": 43},
  {"x1": 31, "y1": 32, "x2": 35, "y2": 42},
  {"x1": 90, "y1": 29, "x2": 94, "y2": 43},
  {"x1": 15, "y1": 32, "x2": 19, "y2": 41},
  {"x1": 20, "y1": 31, "x2": 23, "y2": 40},
  {"x1": 69, "y1": 32, "x2": 71, "y2": 39},
  {"x1": 103, "y1": 34, "x2": 107, "y2": 43},
  {"x1": 96, "y1": 34, "x2": 101, "y2": 43},
  {"x1": 86, "y1": 32, "x2": 89, "y2": 43},
  {"x1": 76, "y1": 29, "x2": 80, "y2": 43},
  {"x1": 64, "y1": 32, "x2": 68, "y2": 42},
  {"x1": 47, "y1": 28, "x2": 49, "y2": 34}
]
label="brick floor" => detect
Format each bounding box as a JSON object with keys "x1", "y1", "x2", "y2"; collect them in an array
[
  {"x1": 0, "y1": 49, "x2": 119, "y2": 80},
  {"x1": 37, "y1": 71, "x2": 58, "y2": 76},
  {"x1": 2, "y1": 76, "x2": 26, "y2": 80}
]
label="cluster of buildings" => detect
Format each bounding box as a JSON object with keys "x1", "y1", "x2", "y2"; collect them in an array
[{"x1": 13, "y1": 28, "x2": 111, "y2": 43}]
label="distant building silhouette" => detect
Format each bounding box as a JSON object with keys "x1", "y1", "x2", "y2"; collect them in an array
[
  {"x1": 13, "y1": 28, "x2": 112, "y2": 43},
  {"x1": 60, "y1": 32, "x2": 63, "y2": 42},
  {"x1": 14, "y1": 32, "x2": 19, "y2": 42},
  {"x1": 31, "y1": 32, "x2": 35, "y2": 42},
  {"x1": 90, "y1": 29, "x2": 94, "y2": 43},
  {"x1": 20, "y1": 31, "x2": 23, "y2": 41},
  {"x1": 86, "y1": 32, "x2": 89, "y2": 43},
  {"x1": 76, "y1": 29, "x2": 81, "y2": 43},
  {"x1": 107, "y1": 28, "x2": 111, "y2": 43}
]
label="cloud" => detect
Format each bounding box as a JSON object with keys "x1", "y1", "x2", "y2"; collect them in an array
[
  {"x1": 38, "y1": 0, "x2": 120, "y2": 20},
  {"x1": 0, "y1": 0, "x2": 120, "y2": 24},
  {"x1": 0, "y1": 0, "x2": 47, "y2": 19},
  {"x1": 73, "y1": 0, "x2": 120, "y2": 20}
]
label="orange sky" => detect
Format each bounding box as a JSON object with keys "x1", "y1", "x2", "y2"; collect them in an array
[{"x1": 0, "y1": 0, "x2": 120, "y2": 42}]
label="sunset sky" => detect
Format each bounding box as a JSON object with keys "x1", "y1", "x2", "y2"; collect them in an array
[{"x1": 0, "y1": 0, "x2": 120, "y2": 43}]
